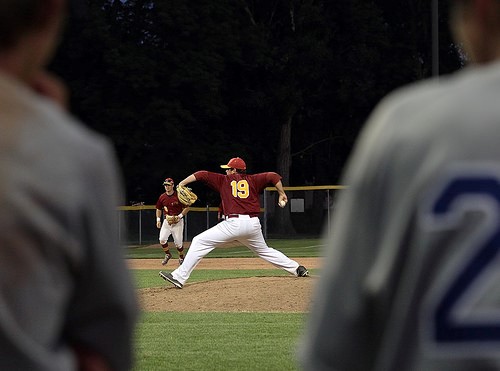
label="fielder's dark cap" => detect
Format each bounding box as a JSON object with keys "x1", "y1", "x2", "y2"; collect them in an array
[
  {"x1": 163, "y1": 178, "x2": 174, "y2": 185},
  {"x1": 221, "y1": 157, "x2": 246, "y2": 170}
]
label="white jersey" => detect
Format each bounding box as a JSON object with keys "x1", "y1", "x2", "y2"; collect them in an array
[
  {"x1": 0, "y1": 72, "x2": 138, "y2": 370},
  {"x1": 300, "y1": 61, "x2": 500, "y2": 371}
]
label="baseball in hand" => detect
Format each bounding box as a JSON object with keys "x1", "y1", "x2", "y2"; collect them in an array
[{"x1": 278, "y1": 200, "x2": 287, "y2": 208}]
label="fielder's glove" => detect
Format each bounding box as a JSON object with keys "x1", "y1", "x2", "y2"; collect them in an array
[
  {"x1": 177, "y1": 185, "x2": 198, "y2": 206},
  {"x1": 166, "y1": 215, "x2": 180, "y2": 225}
]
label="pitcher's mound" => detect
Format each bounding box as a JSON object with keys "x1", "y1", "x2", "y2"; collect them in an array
[{"x1": 139, "y1": 275, "x2": 317, "y2": 312}]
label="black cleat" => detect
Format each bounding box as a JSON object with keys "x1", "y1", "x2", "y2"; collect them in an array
[
  {"x1": 161, "y1": 253, "x2": 172, "y2": 266},
  {"x1": 159, "y1": 271, "x2": 183, "y2": 289},
  {"x1": 296, "y1": 265, "x2": 309, "y2": 277}
]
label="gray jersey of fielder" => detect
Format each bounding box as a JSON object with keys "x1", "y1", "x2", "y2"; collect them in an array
[
  {"x1": 0, "y1": 72, "x2": 138, "y2": 370},
  {"x1": 300, "y1": 61, "x2": 500, "y2": 371}
]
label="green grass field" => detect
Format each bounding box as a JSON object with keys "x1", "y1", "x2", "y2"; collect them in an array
[
  {"x1": 127, "y1": 238, "x2": 323, "y2": 259},
  {"x1": 131, "y1": 239, "x2": 322, "y2": 371}
]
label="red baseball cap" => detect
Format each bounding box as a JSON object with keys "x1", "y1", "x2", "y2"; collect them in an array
[
  {"x1": 220, "y1": 157, "x2": 246, "y2": 170},
  {"x1": 163, "y1": 178, "x2": 174, "y2": 185}
]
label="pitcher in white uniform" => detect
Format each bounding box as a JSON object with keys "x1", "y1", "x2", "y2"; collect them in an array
[{"x1": 160, "y1": 157, "x2": 309, "y2": 289}]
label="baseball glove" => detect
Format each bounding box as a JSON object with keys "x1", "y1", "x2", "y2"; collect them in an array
[
  {"x1": 166, "y1": 215, "x2": 180, "y2": 225},
  {"x1": 177, "y1": 185, "x2": 198, "y2": 206}
]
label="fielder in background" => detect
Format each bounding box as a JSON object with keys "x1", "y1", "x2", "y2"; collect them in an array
[
  {"x1": 159, "y1": 157, "x2": 309, "y2": 289},
  {"x1": 300, "y1": 1, "x2": 500, "y2": 370},
  {"x1": 0, "y1": 0, "x2": 138, "y2": 370},
  {"x1": 156, "y1": 177, "x2": 190, "y2": 266}
]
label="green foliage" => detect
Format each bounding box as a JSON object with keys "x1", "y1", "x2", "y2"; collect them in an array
[
  {"x1": 134, "y1": 312, "x2": 306, "y2": 371},
  {"x1": 51, "y1": 0, "x2": 462, "y2": 203}
]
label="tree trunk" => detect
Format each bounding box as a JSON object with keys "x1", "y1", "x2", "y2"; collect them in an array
[
  {"x1": 275, "y1": 112, "x2": 295, "y2": 235},
  {"x1": 277, "y1": 114, "x2": 292, "y2": 184}
]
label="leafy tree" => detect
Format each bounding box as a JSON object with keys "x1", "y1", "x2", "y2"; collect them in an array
[
  {"x1": 49, "y1": 0, "x2": 462, "y2": 205},
  {"x1": 232, "y1": 0, "x2": 334, "y2": 186}
]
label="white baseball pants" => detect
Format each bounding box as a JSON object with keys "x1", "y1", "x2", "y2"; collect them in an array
[
  {"x1": 171, "y1": 215, "x2": 300, "y2": 285},
  {"x1": 159, "y1": 218, "x2": 184, "y2": 248}
]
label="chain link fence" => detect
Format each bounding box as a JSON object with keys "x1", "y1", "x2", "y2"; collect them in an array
[{"x1": 118, "y1": 185, "x2": 345, "y2": 246}]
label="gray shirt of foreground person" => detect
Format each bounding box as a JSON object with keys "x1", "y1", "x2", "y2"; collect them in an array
[
  {"x1": 300, "y1": 61, "x2": 500, "y2": 371},
  {"x1": 0, "y1": 72, "x2": 138, "y2": 370}
]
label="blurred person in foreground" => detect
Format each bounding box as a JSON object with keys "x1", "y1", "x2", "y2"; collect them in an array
[
  {"x1": 300, "y1": 0, "x2": 500, "y2": 370},
  {"x1": 0, "y1": 0, "x2": 138, "y2": 370}
]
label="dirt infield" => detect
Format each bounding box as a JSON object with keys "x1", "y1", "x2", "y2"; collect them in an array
[{"x1": 130, "y1": 257, "x2": 321, "y2": 312}]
